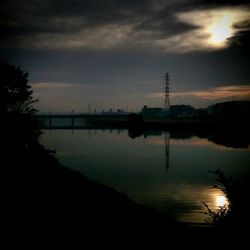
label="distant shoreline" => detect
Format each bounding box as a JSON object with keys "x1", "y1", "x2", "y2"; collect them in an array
[{"x1": 37, "y1": 115, "x2": 250, "y2": 130}]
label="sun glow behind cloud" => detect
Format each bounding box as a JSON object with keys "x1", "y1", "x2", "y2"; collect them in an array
[
  {"x1": 208, "y1": 13, "x2": 234, "y2": 46},
  {"x1": 160, "y1": 7, "x2": 250, "y2": 52}
]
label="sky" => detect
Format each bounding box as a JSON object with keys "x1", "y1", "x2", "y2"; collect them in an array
[{"x1": 1, "y1": 0, "x2": 250, "y2": 112}]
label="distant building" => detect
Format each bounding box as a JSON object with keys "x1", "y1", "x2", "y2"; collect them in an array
[
  {"x1": 141, "y1": 105, "x2": 165, "y2": 118},
  {"x1": 208, "y1": 101, "x2": 250, "y2": 119},
  {"x1": 141, "y1": 104, "x2": 196, "y2": 118},
  {"x1": 140, "y1": 101, "x2": 250, "y2": 120},
  {"x1": 169, "y1": 105, "x2": 195, "y2": 118}
]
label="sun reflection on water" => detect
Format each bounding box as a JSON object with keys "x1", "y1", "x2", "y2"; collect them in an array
[
  {"x1": 215, "y1": 195, "x2": 228, "y2": 207},
  {"x1": 209, "y1": 190, "x2": 229, "y2": 210},
  {"x1": 176, "y1": 187, "x2": 230, "y2": 224}
]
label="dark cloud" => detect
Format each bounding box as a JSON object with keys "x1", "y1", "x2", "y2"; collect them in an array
[
  {"x1": 1, "y1": 0, "x2": 248, "y2": 49},
  {"x1": 199, "y1": 0, "x2": 249, "y2": 5}
]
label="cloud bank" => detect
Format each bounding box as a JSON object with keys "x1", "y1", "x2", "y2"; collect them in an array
[{"x1": 1, "y1": 0, "x2": 249, "y2": 52}]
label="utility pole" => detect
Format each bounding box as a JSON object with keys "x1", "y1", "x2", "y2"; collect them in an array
[{"x1": 165, "y1": 72, "x2": 170, "y2": 109}]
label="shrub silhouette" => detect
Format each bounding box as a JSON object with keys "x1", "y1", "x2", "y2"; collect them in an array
[{"x1": 204, "y1": 168, "x2": 250, "y2": 230}]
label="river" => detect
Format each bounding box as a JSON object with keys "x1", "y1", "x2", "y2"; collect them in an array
[{"x1": 40, "y1": 128, "x2": 250, "y2": 224}]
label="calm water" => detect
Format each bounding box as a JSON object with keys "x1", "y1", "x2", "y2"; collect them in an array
[{"x1": 40, "y1": 128, "x2": 250, "y2": 224}]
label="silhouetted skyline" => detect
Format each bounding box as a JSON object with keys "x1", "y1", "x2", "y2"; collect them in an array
[{"x1": 1, "y1": 0, "x2": 250, "y2": 112}]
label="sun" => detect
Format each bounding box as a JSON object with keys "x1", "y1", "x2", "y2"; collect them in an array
[{"x1": 208, "y1": 12, "x2": 235, "y2": 47}]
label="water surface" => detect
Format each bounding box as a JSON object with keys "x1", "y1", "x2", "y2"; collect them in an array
[{"x1": 40, "y1": 128, "x2": 250, "y2": 224}]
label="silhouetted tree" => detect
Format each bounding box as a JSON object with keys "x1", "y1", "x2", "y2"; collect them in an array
[
  {"x1": 0, "y1": 60, "x2": 37, "y2": 115},
  {"x1": 0, "y1": 60, "x2": 40, "y2": 146}
]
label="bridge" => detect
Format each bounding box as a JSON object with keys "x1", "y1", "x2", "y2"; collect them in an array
[{"x1": 36, "y1": 113, "x2": 129, "y2": 128}]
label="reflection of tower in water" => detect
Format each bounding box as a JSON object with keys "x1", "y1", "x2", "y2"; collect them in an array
[{"x1": 164, "y1": 132, "x2": 170, "y2": 171}]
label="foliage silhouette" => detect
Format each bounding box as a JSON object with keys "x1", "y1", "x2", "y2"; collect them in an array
[
  {"x1": 204, "y1": 168, "x2": 250, "y2": 231},
  {"x1": 0, "y1": 60, "x2": 37, "y2": 115},
  {"x1": 203, "y1": 201, "x2": 229, "y2": 227},
  {"x1": 1, "y1": 60, "x2": 41, "y2": 146}
]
